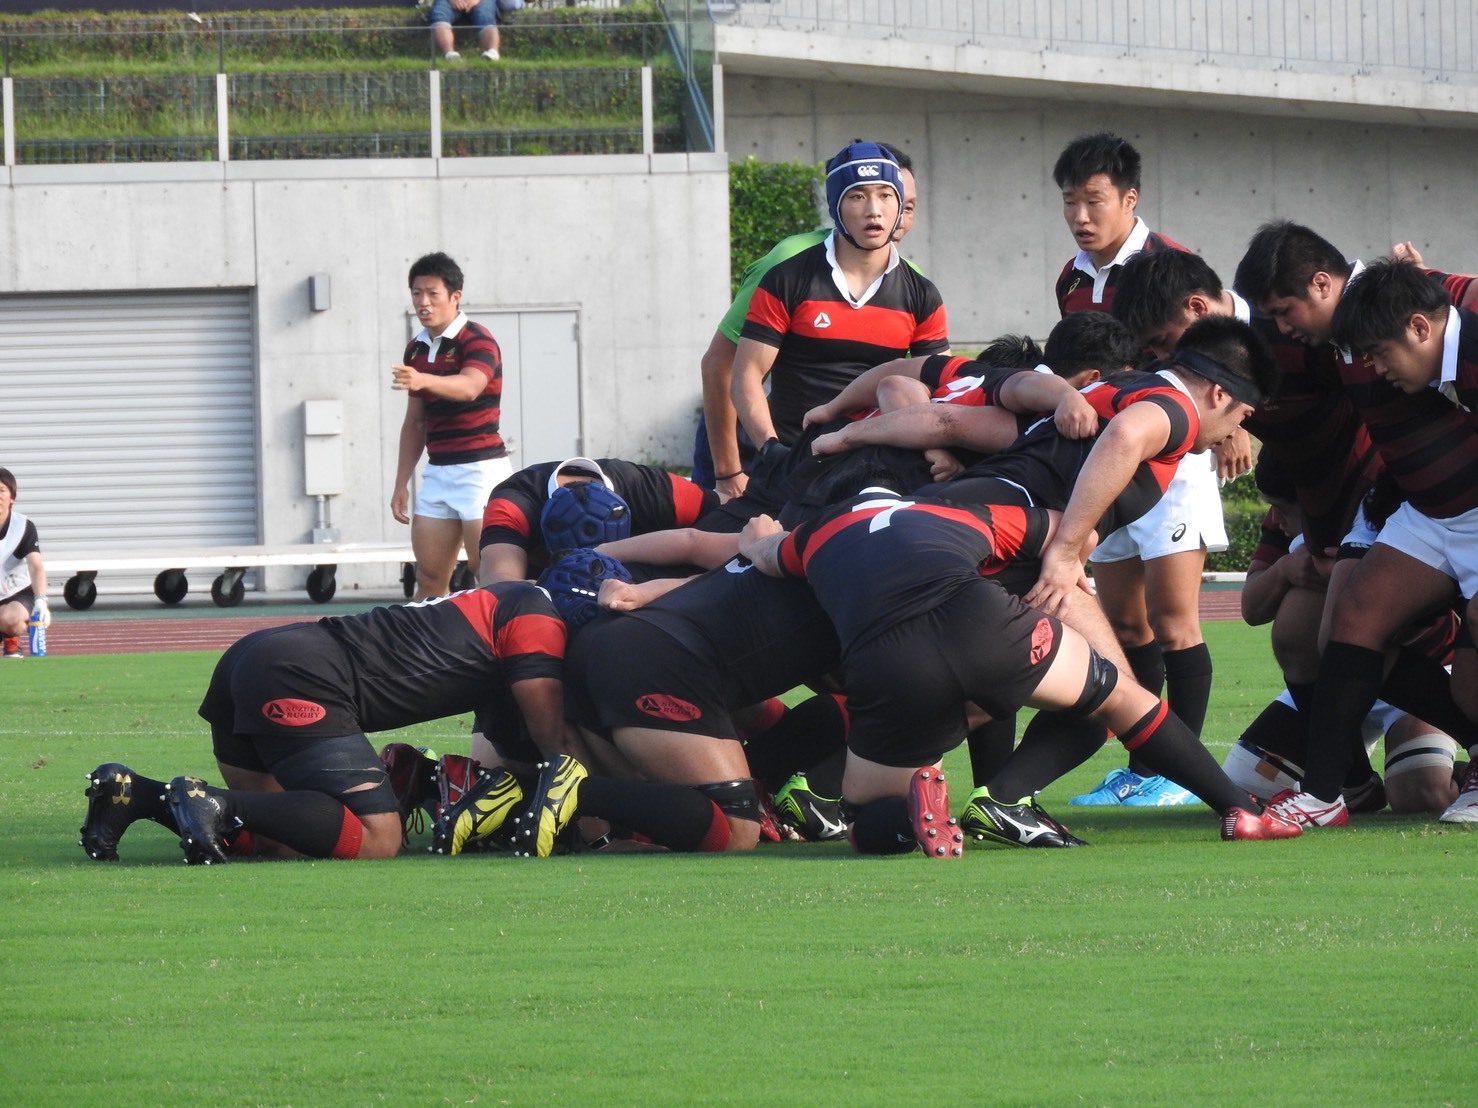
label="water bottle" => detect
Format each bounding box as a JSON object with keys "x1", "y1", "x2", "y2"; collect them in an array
[{"x1": 26, "y1": 610, "x2": 46, "y2": 657}]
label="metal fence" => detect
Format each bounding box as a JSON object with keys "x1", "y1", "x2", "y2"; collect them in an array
[{"x1": 719, "y1": 0, "x2": 1478, "y2": 83}]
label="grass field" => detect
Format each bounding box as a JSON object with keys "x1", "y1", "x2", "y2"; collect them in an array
[{"x1": 1, "y1": 623, "x2": 1472, "y2": 1105}]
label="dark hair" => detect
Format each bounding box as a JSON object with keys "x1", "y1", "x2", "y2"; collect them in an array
[
  {"x1": 1330, "y1": 258, "x2": 1450, "y2": 354},
  {"x1": 1052, "y1": 132, "x2": 1141, "y2": 194},
  {"x1": 873, "y1": 141, "x2": 914, "y2": 174},
  {"x1": 1233, "y1": 220, "x2": 1350, "y2": 305},
  {"x1": 0, "y1": 467, "x2": 14, "y2": 500},
  {"x1": 1043, "y1": 312, "x2": 1140, "y2": 379},
  {"x1": 1361, "y1": 469, "x2": 1405, "y2": 532},
  {"x1": 408, "y1": 252, "x2": 464, "y2": 294},
  {"x1": 1171, "y1": 315, "x2": 1279, "y2": 402},
  {"x1": 977, "y1": 334, "x2": 1044, "y2": 370},
  {"x1": 1111, "y1": 249, "x2": 1225, "y2": 338},
  {"x1": 1253, "y1": 450, "x2": 1297, "y2": 504}
]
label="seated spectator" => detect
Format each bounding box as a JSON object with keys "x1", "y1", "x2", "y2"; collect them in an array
[{"x1": 429, "y1": 0, "x2": 502, "y2": 62}]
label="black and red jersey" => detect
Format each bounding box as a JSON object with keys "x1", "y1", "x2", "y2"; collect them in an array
[
  {"x1": 742, "y1": 240, "x2": 950, "y2": 445},
  {"x1": 1055, "y1": 230, "x2": 1188, "y2": 317},
  {"x1": 918, "y1": 356, "x2": 1045, "y2": 437},
  {"x1": 625, "y1": 560, "x2": 841, "y2": 702},
  {"x1": 776, "y1": 490, "x2": 1050, "y2": 650},
  {"x1": 1337, "y1": 308, "x2": 1478, "y2": 520},
  {"x1": 317, "y1": 581, "x2": 565, "y2": 732},
  {"x1": 480, "y1": 458, "x2": 720, "y2": 557},
  {"x1": 1248, "y1": 511, "x2": 1293, "y2": 570},
  {"x1": 1439, "y1": 308, "x2": 1478, "y2": 414},
  {"x1": 403, "y1": 319, "x2": 506, "y2": 464},
  {"x1": 935, "y1": 369, "x2": 1199, "y2": 537}
]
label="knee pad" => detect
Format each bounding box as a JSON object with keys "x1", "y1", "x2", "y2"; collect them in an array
[
  {"x1": 1069, "y1": 649, "x2": 1119, "y2": 717},
  {"x1": 695, "y1": 778, "x2": 760, "y2": 824}
]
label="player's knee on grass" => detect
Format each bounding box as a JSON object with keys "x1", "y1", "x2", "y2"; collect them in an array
[{"x1": 1384, "y1": 718, "x2": 1459, "y2": 813}]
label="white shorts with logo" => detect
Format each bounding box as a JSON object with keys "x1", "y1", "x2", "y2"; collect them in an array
[
  {"x1": 1373, "y1": 500, "x2": 1478, "y2": 599},
  {"x1": 415, "y1": 457, "x2": 513, "y2": 522},
  {"x1": 1088, "y1": 450, "x2": 1227, "y2": 565}
]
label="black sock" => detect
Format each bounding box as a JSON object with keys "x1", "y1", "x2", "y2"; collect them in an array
[
  {"x1": 1303, "y1": 642, "x2": 1385, "y2": 801},
  {"x1": 1286, "y1": 682, "x2": 1316, "y2": 715},
  {"x1": 1164, "y1": 643, "x2": 1213, "y2": 737},
  {"x1": 967, "y1": 714, "x2": 1017, "y2": 788},
  {"x1": 987, "y1": 711, "x2": 1107, "y2": 801},
  {"x1": 743, "y1": 694, "x2": 847, "y2": 790},
  {"x1": 1237, "y1": 698, "x2": 1310, "y2": 767},
  {"x1": 580, "y1": 777, "x2": 728, "y2": 851},
  {"x1": 804, "y1": 747, "x2": 846, "y2": 800},
  {"x1": 1124, "y1": 641, "x2": 1166, "y2": 775},
  {"x1": 225, "y1": 790, "x2": 358, "y2": 857},
  {"x1": 1122, "y1": 702, "x2": 1252, "y2": 814},
  {"x1": 847, "y1": 796, "x2": 916, "y2": 855},
  {"x1": 1379, "y1": 647, "x2": 1478, "y2": 747},
  {"x1": 122, "y1": 770, "x2": 180, "y2": 832}
]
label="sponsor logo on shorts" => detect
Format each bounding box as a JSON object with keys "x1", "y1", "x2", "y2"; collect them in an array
[
  {"x1": 261, "y1": 698, "x2": 328, "y2": 726},
  {"x1": 635, "y1": 693, "x2": 702, "y2": 722},
  {"x1": 1171, "y1": 523, "x2": 1187, "y2": 542},
  {"x1": 1030, "y1": 618, "x2": 1055, "y2": 664}
]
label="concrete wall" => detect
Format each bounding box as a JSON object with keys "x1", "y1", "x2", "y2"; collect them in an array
[
  {"x1": 722, "y1": 74, "x2": 1478, "y2": 344},
  {"x1": 0, "y1": 154, "x2": 729, "y2": 588}
]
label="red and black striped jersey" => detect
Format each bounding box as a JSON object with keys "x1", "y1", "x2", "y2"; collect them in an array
[
  {"x1": 919, "y1": 357, "x2": 1045, "y2": 437},
  {"x1": 317, "y1": 581, "x2": 565, "y2": 732},
  {"x1": 1055, "y1": 229, "x2": 1188, "y2": 317},
  {"x1": 1438, "y1": 308, "x2": 1478, "y2": 413},
  {"x1": 776, "y1": 490, "x2": 1049, "y2": 650},
  {"x1": 403, "y1": 318, "x2": 506, "y2": 464},
  {"x1": 1337, "y1": 307, "x2": 1478, "y2": 520},
  {"x1": 1248, "y1": 510, "x2": 1293, "y2": 570},
  {"x1": 1245, "y1": 321, "x2": 1380, "y2": 553},
  {"x1": 937, "y1": 370, "x2": 1198, "y2": 537},
  {"x1": 742, "y1": 239, "x2": 950, "y2": 446},
  {"x1": 479, "y1": 457, "x2": 719, "y2": 558}
]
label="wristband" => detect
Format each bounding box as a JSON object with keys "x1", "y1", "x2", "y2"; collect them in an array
[{"x1": 715, "y1": 470, "x2": 743, "y2": 481}]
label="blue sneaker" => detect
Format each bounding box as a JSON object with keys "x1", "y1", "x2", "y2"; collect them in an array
[
  {"x1": 1121, "y1": 775, "x2": 1200, "y2": 807},
  {"x1": 1068, "y1": 767, "x2": 1144, "y2": 806}
]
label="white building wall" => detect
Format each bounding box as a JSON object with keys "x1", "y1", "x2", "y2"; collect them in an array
[
  {"x1": 0, "y1": 154, "x2": 729, "y2": 590},
  {"x1": 722, "y1": 75, "x2": 1478, "y2": 344}
]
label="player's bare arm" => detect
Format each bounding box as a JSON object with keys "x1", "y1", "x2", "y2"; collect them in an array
[
  {"x1": 510, "y1": 676, "x2": 588, "y2": 762},
  {"x1": 597, "y1": 528, "x2": 739, "y2": 570},
  {"x1": 730, "y1": 337, "x2": 781, "y2": 446},
  {"x1": 803, "y1": 355, "x2": 932, "y2": 428},
  {"x1": 391, "y1": 394, "x2": 427, "y2": 524},
  {"x1": 699, "y1": 333, "x2": 748, "y2": 498},
  {"x1": 995, "y1": 371, "x2": 1098, "y2": 439},
  {"x1": 391, "y1": 362, "x2": 488, "y2": 402},
  {"x1": 736, "y1": 515, "x2": 786, "y2": 576},
  {"x1": 811, "y1": 401, "x2": 1021, "y2": 456},
  {"x1": 1026, "y1": 402, "x2": 1172, "y2": 617},
  {"x1": 597, "y1": 575, "x2": 694, "y2": 612},
  {"x1": 478, "y1": 542, "x2": 529, "y2": 584}
]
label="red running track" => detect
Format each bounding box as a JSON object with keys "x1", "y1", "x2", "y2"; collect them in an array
[{"x1": 32, "y1": 589, "x2": 1246, "y2": 658}]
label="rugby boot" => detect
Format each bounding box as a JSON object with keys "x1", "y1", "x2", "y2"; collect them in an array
[
  {"x1": 774, "y1": 773, "x2": 848, "y2": 842},
  {"x1": 511, "y1": 755, "x2": 587, "y2": 857},
  {"x1": 79, "y1": 763, "x2": 142, "y2": 861},
  {"x1": 907, "y1": 767, "x2": 962, "y2": 858},
  {"x1": 960, "y1": 788, "x2": 1087, "y2": 847},
  {"x1": 430, "y1": 766, "x2": 524, "y2": 856},
  {"x1": 1220, "y1": 806, "x2": 1303, "y2": 840},
  {"x1": 167, "y1": 776, "x2": 239, "y2": 865}
]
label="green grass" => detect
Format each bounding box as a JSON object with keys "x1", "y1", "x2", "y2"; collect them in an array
[{"x1": 1, "y1": 624, "x2": 1472, "y2": 1104}]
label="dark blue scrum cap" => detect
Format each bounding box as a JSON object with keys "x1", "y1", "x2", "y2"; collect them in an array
[{"x1": 824, "y1": 142, "x2": 903, "y2": 244}]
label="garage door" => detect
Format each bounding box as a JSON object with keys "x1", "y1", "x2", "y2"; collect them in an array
[{"x1": 0, "y1": 289, "x2": 258, "y2": 591}]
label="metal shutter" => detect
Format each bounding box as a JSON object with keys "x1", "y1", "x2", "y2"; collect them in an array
[{"x1": 0, "y1": 289, "x2": 257, "y2": 592}]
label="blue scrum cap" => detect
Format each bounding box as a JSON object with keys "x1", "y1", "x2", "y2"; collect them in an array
[{"x1": 824, "y1": 142, "x2": 903, "y2": 246}]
